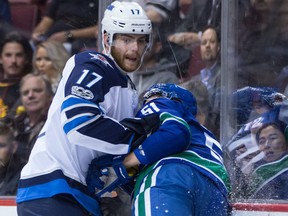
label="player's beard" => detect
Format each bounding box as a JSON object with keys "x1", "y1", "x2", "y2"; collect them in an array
[{"x1": 111, "y1": 48, "x2": 141, "y2": 73}]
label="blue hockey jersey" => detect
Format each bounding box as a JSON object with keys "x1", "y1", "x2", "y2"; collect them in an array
[{"x1": 134, "y1": 97, "x2": 230, "y2": 198}]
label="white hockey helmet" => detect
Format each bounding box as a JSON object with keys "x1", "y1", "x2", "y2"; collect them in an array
[{"x1": 101, "y1": 1, "x2": 152, "y2": 53}]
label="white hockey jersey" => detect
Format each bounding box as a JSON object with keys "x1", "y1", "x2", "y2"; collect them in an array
[{"x1": 16, "y1": 51, "x2": 138, "y2": 215}]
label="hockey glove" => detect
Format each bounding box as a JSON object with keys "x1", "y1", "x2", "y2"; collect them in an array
[
  {"x1": 120, "y1": 113, "x2": 160, "y2": 151},
  {"x1": 86, "y1": 155, "x2": 136, "y2": 198}
]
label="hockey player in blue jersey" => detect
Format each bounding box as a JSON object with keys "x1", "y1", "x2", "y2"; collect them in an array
[
  {"x1": 16, "y1": 1, "x2": 154, "y2": 216},
  {"x1": 87, "y1": 83, "x2": 231, "y2": 216}
]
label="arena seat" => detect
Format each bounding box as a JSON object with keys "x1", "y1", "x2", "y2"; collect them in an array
[
  {"x1": 187, "y1": 45, "x2": 205, "y2": 78},
  {"x1": 10, "y1": 3, "x2": 40, "y2": 37},
  {"x1": 8, "y1": 0, "x2": 45, "y2": 3}
]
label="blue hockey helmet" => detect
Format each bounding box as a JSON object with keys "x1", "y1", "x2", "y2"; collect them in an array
[{"x1": 143, "y1": 83, "x2": 197, "y2": 116}]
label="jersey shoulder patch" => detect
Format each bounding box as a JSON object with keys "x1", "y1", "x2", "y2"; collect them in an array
[{"x1": 88, "y1": 53, "x2": 114, "y2": 69}]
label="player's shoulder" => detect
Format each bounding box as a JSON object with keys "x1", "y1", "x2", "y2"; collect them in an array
[
  {"x1": 72, "y1": 51, "x2": 128, "y2": 88},
  {"x1": 74, "y1": 50, "x2": 116, "y2": 70}
]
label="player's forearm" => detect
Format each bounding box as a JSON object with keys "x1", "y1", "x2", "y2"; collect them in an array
[
  {"x1": 123, "y1": 152, "x2": 140, "y2": 168},
  {"x1": 33, "y1": 16, "x2": 53, "y2": 35},
  {"x1": 145, "y1": 9, "x2": 164, "y2": 23}
]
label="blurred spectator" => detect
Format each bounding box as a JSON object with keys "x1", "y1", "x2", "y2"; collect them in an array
[
  {"x1": 133, "y1": 0, "x2": 192, "y2": 77},
  {"x1": 167, "y1": 0, "x2": 221, "y2": 81},
  {"x1": 225, "y1": 87, "x2": 287, "y2": 199},
  {"x1": 129, "y1": 27, "x2": 179, "y2": 102},
  {"x1": 187, "y1": 25, "x2": 221, "y2": 139},
  {"x1": 14, "y1": 73, "x2": 53, "y2": 164},
  {"x1": 33, "y1": 41, "x2": 70, "y2": 92},
  {"x1": 256, "y1": 122, "x2": 288, "y2": 163},
  {"x1": 135, "y1": 0, "x2": 183, "y2": 38},
  {"x1": 237, "y1": 0, "x2": 288, "y2": 88},
  {"x1": 180, "y1": 79, "x2": 209, "y2": 125},
  {"x1": 0, "y1": 31, "x2": 33, "y2": 118},
  {"x1": 31, "y1": 0, "x2": 99, "y2": 54},
  {"x1": 198, "y1": 26, "x2": 221, "y2": 90},
  {"x1": 179, "y1": 0, "x2": 193, "y2": 19},
  {"x1": 247, "y1": 110, "x2": 288, "y2": 199},
  {"x1": 0, "y1": 121, "x2": 26, "y2": 195},
  {"x1": 168, "y1": 0, "x2": 221, "y2": 48}
]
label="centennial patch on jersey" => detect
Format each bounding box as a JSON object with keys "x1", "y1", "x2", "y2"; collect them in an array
[
  {"x1": 89, "y1": 53, "x2": 113, "y2": 69},
  {"x1": 71, "y1": 85, "x2": 94, "y2": 100}
]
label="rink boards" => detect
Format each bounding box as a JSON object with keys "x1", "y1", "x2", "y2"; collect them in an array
[{"x1": 1, "y1": 198, "x2": 288, "y2": 216}]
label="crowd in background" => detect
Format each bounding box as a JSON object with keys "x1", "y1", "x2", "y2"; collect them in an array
[{"x1": 0, "y1": 0, "x2": 287, "y2": 205}]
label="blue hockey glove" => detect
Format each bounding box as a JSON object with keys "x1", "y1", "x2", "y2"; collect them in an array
[
  {"x1": 86, "y1": 158, "x2": 108, "y2": 193},
  {"x1": 86, "y1": 155, "x2": 136, "y2": 197}
]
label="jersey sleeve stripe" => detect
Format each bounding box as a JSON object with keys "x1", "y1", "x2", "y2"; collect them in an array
[
  {"x1": 61, "y1": 95, "x2": 97, "y2": 111},
  {"x1": 63, "y1": 115, "x2": 99, "y2": 134},
  {"x1": 160, "y1": 112, "x2": 191, "y2": 134}
]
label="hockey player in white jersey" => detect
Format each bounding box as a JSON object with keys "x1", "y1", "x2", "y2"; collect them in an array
[{"x1": 16, "y1": 1, "x2": 153, "y2": 216}]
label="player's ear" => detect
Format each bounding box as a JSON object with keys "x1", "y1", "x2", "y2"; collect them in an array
[
  {"x1": 103, "y1": 33, "x2": 110, "y2": 51},
  {"x1": 103, "y1": 33, "x2": 108, "y2": 44}
]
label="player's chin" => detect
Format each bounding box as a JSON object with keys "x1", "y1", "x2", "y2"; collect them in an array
[{"x1": 123, "y1": 61, "x2": 140, "y2": 72}]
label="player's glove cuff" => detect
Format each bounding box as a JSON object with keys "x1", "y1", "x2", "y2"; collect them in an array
[{"x1": 86, "y1": 155, "x2": 136, "y2": 198}]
